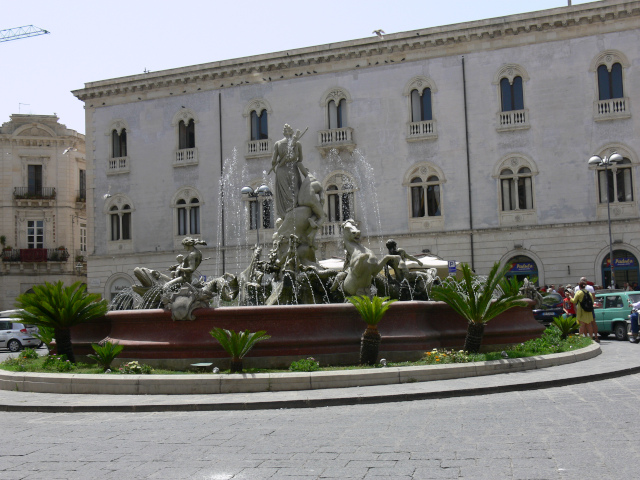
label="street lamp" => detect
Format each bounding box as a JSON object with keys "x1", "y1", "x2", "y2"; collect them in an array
[
  {"x1": 588, "y1": 152, "x2": 623, "y2": 289},
  {"x1": 241, "y1": 184, "x2": 272, "y2": 246}
]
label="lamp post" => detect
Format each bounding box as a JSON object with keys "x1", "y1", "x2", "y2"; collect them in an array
[
  {"x1": 588, "y1": 152, "x2": 623, "y2": 289},
  {"x1": 241, "y1": 184, "x2": 272, "y2": 246}
]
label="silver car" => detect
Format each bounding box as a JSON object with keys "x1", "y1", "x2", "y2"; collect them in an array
[{"x1": 0, "y1": 310, "x2": 40, "y2": 352}]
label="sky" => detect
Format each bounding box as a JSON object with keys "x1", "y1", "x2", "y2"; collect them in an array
[{"x1": 2, "y1": 0, "x2": 598, "y2": 135}]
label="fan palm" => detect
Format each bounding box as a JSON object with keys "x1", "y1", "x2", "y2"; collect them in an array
[
  {"x1": 209, "y1": 327, "x2": 270, "y2": 373},
  {"x1": 14, "y1": 281, "x2": 108, "y2": 362},
  {"x1": 430, "y1": 262, "x2": 526, "y2": 353},
  {"x1": 347, "y1": 295, "x2": 397, "y2": 365}
]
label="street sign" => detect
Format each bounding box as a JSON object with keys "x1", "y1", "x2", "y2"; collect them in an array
[{"x1": 448, "y1": 260, "x2": 456, "y2": 275}]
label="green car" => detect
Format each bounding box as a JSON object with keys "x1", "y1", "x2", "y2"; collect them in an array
[{"x1": 594, "y1": 291, "x2": 640, "y2": 340}]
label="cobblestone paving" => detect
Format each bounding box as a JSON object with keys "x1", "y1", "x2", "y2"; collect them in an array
[{"x1": 2, "y1": 373, "x2": 640, "y2": 479}]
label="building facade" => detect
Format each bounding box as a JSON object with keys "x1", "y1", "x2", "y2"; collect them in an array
[
  {"x1": 73, "y1": 0, "x2": 640, "y2": 299},
  {"x1": 0, "y1": 114, "x2": 87, "y2": 310}
]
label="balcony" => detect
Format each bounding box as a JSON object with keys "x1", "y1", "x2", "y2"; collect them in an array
[
  {"x1": 406, "y1": 120, "x2": 438, "y2": 141},
  {"x1": 246, "y1": 139, "x2": 271, "y2": 159},
  {"x1": 174, "y1": 148, "x2": 198, "y2": 167},
  {"x1": 594, "y1": 97, "x2": 631, "y2": 121},
  {"x1": 13, "y1": 187, "x2": 56, "y2": 207},
  {"x1": 496, "y1": 109, "x2": 530, "y2": 132},
  {"x1": 107, "y1": 156, "x2": 129, "y2": 175},
  {"x1": 1, "y1": 248, "x2": 69, "y2": 263},
  {"x1": 316, "y1": 127, "x2": 356, "y2": 157},
  {"x1": 76, "y1": 190, "x2": 87, "y2": 203}
]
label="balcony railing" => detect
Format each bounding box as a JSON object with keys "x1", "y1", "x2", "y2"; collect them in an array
[
  {"x1": 76, "y1": 190, "x2": 87, "y2": 203},
  {"x1": 246, "y1": 139, "x2": 271, "y2": 158},
  {"x1": 13, "y1": 187, "x2": 56, "y2": 200},
  {"x1": 594, "y1": 97, "x2": 630, "y2": 120},
  {"x1": 108, "y1": 156, "x2": 129, "y2": 174},
  {"x1": 497, "y1": 109, "x2": 529, "y2": 131},
  {"x1": 1, "y1": 248, "x2": 70, "y2": 262},
  {"x1": 175, "y1": 148, "x2": 198, "y2": 166},
  {"x1": 407, "y1": 120, "x2": 437, "y2": 141},
  {"x1": 316, "y1": 127, "x2": 356, "y2": 157}
]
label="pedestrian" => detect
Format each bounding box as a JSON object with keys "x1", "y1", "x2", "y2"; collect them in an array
[
  {"x1": 572, "y1": 279, "x2": 598, "y2": 342},
  {"x1": 629, "y1": 298, "x2": 640, "y2": 343},
  {"x1": 562, "y1": 285, "x2": 576, "y2": 318}
]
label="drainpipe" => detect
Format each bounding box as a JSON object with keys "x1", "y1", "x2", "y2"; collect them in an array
[
  {"x1": 462, "y1": 56, "x2": 475, "y2": 271},
  {"x1": 219, "y1": 92, "x2": 226, "y2": 274}
]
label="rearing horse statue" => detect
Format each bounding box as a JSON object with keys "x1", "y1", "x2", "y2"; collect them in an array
[{"x1": 331, "y1": 219, "x2": 402, "y2": 297}]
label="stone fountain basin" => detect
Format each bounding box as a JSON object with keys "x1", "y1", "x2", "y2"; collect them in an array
[{"x1": 70, "y1": 301, "x2": 543, "y2": 370}]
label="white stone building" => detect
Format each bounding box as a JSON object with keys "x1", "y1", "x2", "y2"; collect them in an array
[
  {"x1": 0, "y1": 115, "x2": 87, "y2": 310},
  {"x1": 73, "y1": 0, "x2": 640, "y2": 299}
]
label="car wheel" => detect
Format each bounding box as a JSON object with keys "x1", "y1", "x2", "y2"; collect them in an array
[
  {"x1": 614, "y1": 323, "x2": 628, "y2": 341},
  {"x1": 7, "y1": 339, "x2": 22, "y2": 352}
]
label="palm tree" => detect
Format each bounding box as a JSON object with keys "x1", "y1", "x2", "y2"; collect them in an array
[
  {"x1": 14, "y1": 281, "x2": 108, "y2": 363},
  {"x1": 347, "y1": 295, "x2": 397, "y2": 365},
  {"x1": 430, "y1": 262, "x2": 526, "y2": 353},
  {"x1": 209, "y1": 328, "x2": 270, "y2": 373}
]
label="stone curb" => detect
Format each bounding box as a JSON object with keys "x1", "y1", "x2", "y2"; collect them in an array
[{"x1": 0, "y1": 344, "x2": 600, "y2": 404}]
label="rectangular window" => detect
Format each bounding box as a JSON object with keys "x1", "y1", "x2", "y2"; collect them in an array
[
  {"x1": 411, "y1": 186, "x2": 425, "y2": 217},
  {"x1": 249, "y1": 200, "x2": 259, "y2": 230},
  {"x1": 80, "y1": 223, "x2": 87, "y2": 253},
  {"x1": 28, "y1": 165, "x2": 43, "y2": 196},
  {"x1": 178, "y1": 208, "x2": 187, "y2": 235},
  {"x1": 79, "y1": 170, "x2": 86, "y2": 201},
  {"x1": 27, "y1": 220, "x2": 44, "y2": 248},
  {"x1": 122, "y1": 212, "x2": 131, "y2": 240},
  {"x1": 111, "y1": 214, "x2": 120, "y2": 241},
  {"x1": 189, "y1": 206, "x2": 200, "y2": 234}
]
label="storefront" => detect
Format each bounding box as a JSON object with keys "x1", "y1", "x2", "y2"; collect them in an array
[
  {"x1": 601, "y1": 250, "x2": 639, "y2": 289},
  {"x1": 505, "y1": 255, "x2": 539, "y2": 284}
]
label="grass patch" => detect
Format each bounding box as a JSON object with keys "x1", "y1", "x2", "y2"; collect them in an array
[{"x1": 0, "y1": 327, "x2": 593, "y2": 375}]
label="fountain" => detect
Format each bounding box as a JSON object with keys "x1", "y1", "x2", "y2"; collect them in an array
[{"x1": 69, "y1": 124, "x2": 543, "y2": 369}]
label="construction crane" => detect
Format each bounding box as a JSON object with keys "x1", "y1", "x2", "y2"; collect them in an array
[{"x1": 0, "y1": 25, "x2": 50, "y2": 43}]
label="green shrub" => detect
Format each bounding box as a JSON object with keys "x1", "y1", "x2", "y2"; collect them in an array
[
  {"x1": 87, "y1": 341, "x2": 124, "y2": 372},
  {"x1": 552, "y1": 315, "x2": 579, "y2": 340},
  {"x1": 209, "y1": 328, "x2": 271, "y2": 373},
  {"x1": 289, "y1": 357, "x2": 320, "y2": 372},
  {"x1": 43, "y1": 354, "x2": 68, "y2": 369},
  {"x1": 19, "y1": 348, "x2": 39, "y2": 360},
  {"x1": 119, "y1": 361, "x2": 153, "y2": 374}
]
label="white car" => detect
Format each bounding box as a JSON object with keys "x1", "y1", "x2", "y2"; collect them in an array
[{"x1": 0, "y1": 310, "x2": 40, "y2": 352}]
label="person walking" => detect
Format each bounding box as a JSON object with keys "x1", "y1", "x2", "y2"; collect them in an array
[{"x1": 572, "y1": 279, "x2": 598, "y2": 342}]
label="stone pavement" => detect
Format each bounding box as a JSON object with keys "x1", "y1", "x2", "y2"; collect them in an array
[
  {"x1": 0, "y1": 339, "x2": 638, "y2": 412},
  {"x1": 2, "y1": 339, "x2": 640, "y2": 480}
]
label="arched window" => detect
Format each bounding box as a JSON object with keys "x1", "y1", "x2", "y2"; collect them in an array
[
  {"x1": 173, "y1": 189, "x2": 201, "y2": 236},
  {"x1": 250, "y1": 109, "x2": 268, "y2": 141},
  {"x1": 500, "y1": 167, "x2": 533, "y2": 211},
  {"x1": 111, "y1": 129, "x2": 127, "y2": 158},
  {"x1": 324, "y1": 173, "x2": 356, "y2": 223},
  {"x1": 500, "y1": 77, "x2": 524, "y2": 112},
  {"x1": 178, "y1": 119, "x2": 195, "y2": 149},
  {"x1": 597, "y1": 157, "x2": 634, "y2": 204},
  {"x1": 248, "y1": 196, "x2": 274, "y2": 230},
  {"x1": 328, "y1": 99, "x2": 346, "y2": 129},
  {"x1": 410, "y1": 175, "x2": 441, "y2": 217},
  {"x1": 591, "y1": 51, "x2": 630, "y2": 119},
  {"x1": 493, "y1": 65, "x2": 529, "y2": 130},
  {"x1": 598, "y1": 63, "x2": 624, "y2": 101},
  {"x1": 410, "y1": 88, "x2": 432, "y2": 122},
  {"x1": 109, "y1": 203, "x2": 132, "y2": 241}
]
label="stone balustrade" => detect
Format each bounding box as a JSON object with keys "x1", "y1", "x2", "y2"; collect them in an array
[
  {"x1": 174, "y1": 148, "x2": 198, "y2": 166},
  {"x1": 107, "y1": 156, "x2": 129, "y2": 174},
  {"x1": 594, "y1": 97, "x2": 630, "y2": 120},
  {"x1": 246, "y1": 139, "x2": 271, "y2": 158},
  {"x1": 407, "y1": 120, "x2": 437, "y2": 140}
]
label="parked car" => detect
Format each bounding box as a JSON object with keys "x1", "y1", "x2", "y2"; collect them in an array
[
  {"x1": 594, "y1": 291, "x2": 640, "y2": 340},
  {"x1": 0, "y1": 310, "x2": 40, "y2": 352},
  {"x1": 533, "y1": 293, "x2": 564, "y2": 326}
]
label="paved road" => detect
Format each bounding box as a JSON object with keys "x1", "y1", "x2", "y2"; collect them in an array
[{"x1": 2, "y1": 371, "x2": 640, "y2": 479}]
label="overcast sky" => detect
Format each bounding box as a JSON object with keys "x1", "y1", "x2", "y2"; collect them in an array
[{"x1": 3, "y1": 0, "x2": 597, "y2": 134}]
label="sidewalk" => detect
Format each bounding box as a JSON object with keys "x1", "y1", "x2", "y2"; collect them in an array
[{"x1": 0, "y1": 339, "x2": 638, "y2": 412}]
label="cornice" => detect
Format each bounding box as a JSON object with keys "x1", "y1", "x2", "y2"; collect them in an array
[{"x1": 72, "y1": 1, "x2": 640, "y2": 105}]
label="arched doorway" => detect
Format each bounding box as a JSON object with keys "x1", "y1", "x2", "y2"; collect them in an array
[
  {"x1": 601, "y1": 249, "x2": 639, "y2": 289},
  {"x1": 505, "y1": 255, "x2": 539, "y2": 284}
]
